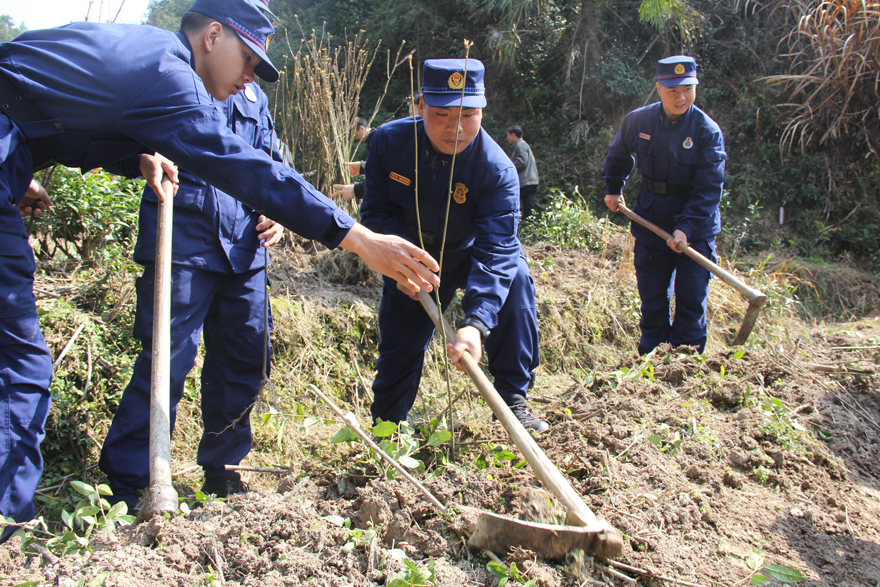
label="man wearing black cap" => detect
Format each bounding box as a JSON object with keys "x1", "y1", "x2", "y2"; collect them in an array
[
  {"x1": 603, "y1": 55, "x2": 727, "y2": 355},
  {"x1": 360, "y1": 58, "x2": 548, "y2": 433},
  {"x1": 0, "y1": 0, "x2": 438, "y2": 541}
]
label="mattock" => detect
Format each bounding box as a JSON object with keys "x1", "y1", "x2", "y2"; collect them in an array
[
  {"x1": 142, "y1": 175, "x2": 178, "y2": 519},
  {"x1": 416, "y1": 290, "x2": 624, "y2": 559}
]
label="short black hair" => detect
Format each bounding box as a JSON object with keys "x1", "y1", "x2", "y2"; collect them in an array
[
  {"x1": 180, "y1": 11, "x2": 217, "y2": 35},
  {"x1": 355, "y1": 117, "x2": 368, "y2": 130},
  {"x1": 507, "y1": 125, "x2": 523, "y2": 138}
]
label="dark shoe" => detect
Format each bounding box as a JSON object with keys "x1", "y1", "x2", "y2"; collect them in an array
[
  {"x1": 503, "y1": 397, "x2": 550, "y2": 433},
  {"x1": 201, "y1": 472, "x2": 248, "y2": 498}
]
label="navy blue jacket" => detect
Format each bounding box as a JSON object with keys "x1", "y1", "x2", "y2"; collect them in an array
[
  {"x1": 132, "y1": 83, "x2": 281, "y2": 272},
  {"x1": 0, "y1": 22, "x2": 352, "y2": 246},
  {"x1": 603, "y1": 102, "x2": 726, "y2": 246},
  {"x1": 361, "y1": 118, "x2": 520, "y2": 331}
]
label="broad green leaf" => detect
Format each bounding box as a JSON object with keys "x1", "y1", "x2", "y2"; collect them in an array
[
  {"x1": 733, "y1": 349, "x2": 746, "y2": 360},
  {"x1": 648, "y1": 434, "x2": 663, "y2": 446},
  {"x1": 746, "y1": 551, "x2": 764, "y2": 570},
  {"x1": 107, "y1": 501, "x2": 128, "y2": 518},
  {"x1": 373, "y1": 421, "x2": 398, "y2": 438},
  {"x1": 750, "y1": 573, "x2": 770, "y2": 585},
  {"x1": 330, "y1": 426, "x2": 357, "y2": 443},
  {"x1": 428, "y1": 430, "x2": 452, "y2": 446},
  {"x1": 764, "y1": 564, "x2": 806, "y2": 583},
  {"x1": 96, "y1": 484, "x2": 113, "y2": 496},
  {"x1": 70, "y1": 480, "x2": 95, "y2": 496},
  {"x1": 398, "y1": 455, "x2": 421, "y2": 469}
]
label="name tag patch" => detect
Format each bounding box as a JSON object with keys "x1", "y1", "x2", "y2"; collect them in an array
[
  {"x1": 639, "y1": 133, "x2": 651, "y2": 140},
  {"x1": 390, "y1": 172, "x2": 411, "y2": 186}
]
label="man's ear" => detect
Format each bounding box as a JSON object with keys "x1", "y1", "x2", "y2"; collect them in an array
[
  {"x1": 204, "y1": 21, "x2": 223, "y2": 52},
  {"x1": 418, "y1": 96, "x2": 426, "y2": 116}
]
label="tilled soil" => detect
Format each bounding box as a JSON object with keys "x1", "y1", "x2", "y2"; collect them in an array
[{"x1": 3, "y1": 245, "x2": 879, "y2": 586}]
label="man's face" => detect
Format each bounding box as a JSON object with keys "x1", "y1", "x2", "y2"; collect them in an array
[
  {"x1": 506, "y1": 132, "x2": 517, "y2": 145},
  {"x1": 656, "y1": 83, "x2": 696, "y2": 120},
  {"x1": 419, "y1": 97, "x2": 482, "y2": 155},
  {"x1": 355, "y1": 125, "x2": 367, "y2": 140},
  {"x1": 198, "y1": 24, "x2": 260, "y2": 100}
]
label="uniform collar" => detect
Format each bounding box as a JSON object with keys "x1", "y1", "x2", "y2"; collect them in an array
[
  {"x1": 658, "y1": 103, "x2": 693, "y2": 127},
  {"x1": 176, "y1": 32, "x2": 196, "y2": 71}
]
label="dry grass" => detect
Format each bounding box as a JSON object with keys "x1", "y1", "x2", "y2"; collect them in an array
[{"x1": 763, "y1": 0, "x2": 880, "y2": 154}]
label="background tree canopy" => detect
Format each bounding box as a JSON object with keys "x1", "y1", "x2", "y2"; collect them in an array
[{"x1": 4, "y1": 0, "x2": 879, "y2": 267}]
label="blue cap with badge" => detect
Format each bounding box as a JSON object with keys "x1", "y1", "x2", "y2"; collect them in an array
[
  {"x1": 421, "y1": 59, "x2": 487, "y2": 109},
  {"x1": 657, "y1": 56, "x2": 698, "y2": 87},
  {"x1": 187, "y1": 0, "x2": 279, "y2": 83}
]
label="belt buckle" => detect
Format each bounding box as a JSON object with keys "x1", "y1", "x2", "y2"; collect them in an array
[{"x1": 654, "y1": 181, "x2": 667, "y2": 195}]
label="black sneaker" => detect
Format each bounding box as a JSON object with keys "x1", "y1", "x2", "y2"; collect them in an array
[
  {"x1": 201, "y1": 472, "x2": 248, "y2": 498},
  {"x1": 506, "y1": 401, "x2": 550, "y2": 433}
]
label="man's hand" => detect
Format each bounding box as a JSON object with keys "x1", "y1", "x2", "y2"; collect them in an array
[
  {"x1": 605, "y1": 194, "x2": 624, "y2": 212},
  {"x1": 446, "y1": 326, "x2": 482, "y2": 372},
  {"x1": 339, "y1": 223, "x2": 440, "y2": 293},
  {"x1": 256, "y1": 216, "x2": 284, "y2": 248},
  {"x1": 347, "y1": 161, "x2": 364, "y2": 176},
  {"x1": 667, "y1": 229, "x2": 688, "y2": 252},
  {"x1": 18, "y1": 180, "x2": 52, "y2": 218},
  {"x1": 330, "y1": 184, "x2": 356, "y2": 201},
  {"x1": 138, "y1": 153, "x2": 179, "y2": 201}
]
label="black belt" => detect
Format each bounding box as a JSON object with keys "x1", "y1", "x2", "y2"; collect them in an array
[
  {"x1": 0, "y1": 72, "x2": 58, "y2": 172},
  {"x1": 641, "y1": 174, "x2": 690, "y2": 195}
]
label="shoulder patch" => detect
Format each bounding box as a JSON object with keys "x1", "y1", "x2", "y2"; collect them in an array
[{"x1": 390, "y1": 172, "x2": 411, "y2": 186}]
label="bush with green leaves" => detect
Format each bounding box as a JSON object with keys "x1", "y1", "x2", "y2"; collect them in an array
[
  {"x1": 522, "y1": 187, "x2": 610, "y2": 250},
  {"x1": 33, "y1": 167, "x2": 142, "y2": 263}
]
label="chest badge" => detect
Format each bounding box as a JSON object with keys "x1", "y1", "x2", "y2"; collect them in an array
[
  {"x1": 244, "y1": 86, "x2": 257, "y2": 103},
  {"x1": 453, "y1": 182, "x2": 468, "y2": 204},
  {"x1": 683, "y1": 136, "x2": 694, "y2": 149},
  {"x1": 390, "y1": 172, "x2": 411, "y2": 186},
  {"x1": 639, "y1": 133, "x2": 651, "y2": 140}
]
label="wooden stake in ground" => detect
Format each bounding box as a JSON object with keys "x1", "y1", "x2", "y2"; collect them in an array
[{"x1": 143, "y1": 176, "x2": 178, "y2": 518}]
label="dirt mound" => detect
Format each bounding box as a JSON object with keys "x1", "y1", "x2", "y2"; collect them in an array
[{"x1": 5, "y1": 246, "x2": 880, "y2": 586}]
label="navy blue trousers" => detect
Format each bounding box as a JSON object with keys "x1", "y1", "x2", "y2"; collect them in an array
[
  {"x1": 0, "y1": 307, "x2": 52, "y2": 543},
  {"x1": 371, "y1": 252, "x2": 539, "y2": 424},
  {"x1": 99, "y1": 264, "x2": 270, "y2": 508},
  {"x1": 634, "y1": 238, "x2": 715, "y2": 355}
]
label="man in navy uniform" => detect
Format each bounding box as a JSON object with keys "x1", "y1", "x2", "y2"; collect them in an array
[
  {"x1": 98, "y1": 77, "x2": 284, "y2": 510},
  {"x1": 603, "y1": 56, "x2": 726, "y2": 355},
  {"x1": 0, "y1": 0, "x2": 438, "y2": 542},
  {"x1": 361, "y1": 59, "x2": 548, "y2": 433}
]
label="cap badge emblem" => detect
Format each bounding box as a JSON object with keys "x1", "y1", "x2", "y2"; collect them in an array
[
  {"x1": 245, "y1": 86, "x2": 257, "y2": 102},
  {"x1": 266, "y1": 33, "x2": 273, "y2": 49},
  {"x1": 674, "y1": 63, "x2": 685, "y2": 75},
  {"x1": 449, "y1": 72, "x2": 465, "y2": 90},
  {"x1": 683, "y1": 137, "x2": 693, "y2": 149},
  {"x1": 453, "y1": 182, "x2": 468, "y2": 204}
]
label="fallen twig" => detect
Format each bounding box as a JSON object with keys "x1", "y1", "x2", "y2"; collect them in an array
[
  {"x1": 52, "y1": 323, "x2": 86, "y2": 372},
  {"x1": 607, "y1": 560, "x2": 710, "y2": 587}
]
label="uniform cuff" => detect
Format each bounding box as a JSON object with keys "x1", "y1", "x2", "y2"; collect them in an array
[{"x1": 461, "y1": 316, "x2": 491, "y2": 340}]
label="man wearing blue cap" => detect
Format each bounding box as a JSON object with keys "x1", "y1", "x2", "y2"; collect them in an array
[
  {"x1": 0, "y1": 0, "x2": 439, "y2": 542},
  {"x1": 96, "y1": 77, "x2": 285, "y2": 509},
  {"x1": 361, "y1": 58, "x2": 548, "y2": 432},
  {"x1": 603, "y1": 56, "x2": 727, "y2": 355}
]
